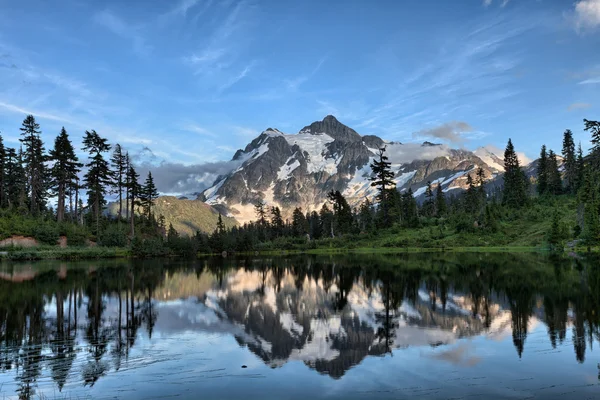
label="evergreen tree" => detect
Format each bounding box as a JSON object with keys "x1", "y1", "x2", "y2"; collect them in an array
[
  {"x1": 575, "y1": 143, "x2": 584, "y2": 193},
  {"x1": 16, "y1": 148, "x2": 27, "y2": 211},
  {"x1": 421, "y1": 181, "x2": 435, "y2": 218},
  {"x1": 141, "y1": 172, "x2": 159, "y2": 217},
  {"x1": 270, "y1": 206, "x2": 284, "y2": 237},
  {"x1": 124, "y1": 152, "x2": 131, "y2": 220},
  {"x1": 319, "y1": 203, "x2": 334, "y2": 238},
  {"x1": 547, "y1": 150, "x2": 562, "y2": 195},
  {"x1": 435, "y1": 184, "x2": 447, "y2": 217},
  {"x1": 327, "y1": 190, "x2": 353, "y2": 235},
  {"x1": 0, "y1": 135, "x2": 5, "y2": 208},
  {"x1": 82, "y1": 130, "x2": 112, "y2": 234},
  {"x1": 562, "y1": 129, "x2": 576, "y2": 193},
  {"x1": 358, "y1": 199, "x2": 374, "y2": 232},
  {"x1": 502, "y1": 139, "x2": 528, "y2": 208},
  {"x1": 584, "y1": 119, "x2": 600, "y2": 168},
  {"x1": 291, "y1": 207, "x2": 308, "y2": 236},
  {"x1": 465, "y1": 174, "x2": 478, "y2": 214},
  {"x1": 537, "y1": 145, "x2": 548, "y2": 195},
  {"x1": 370, "y1": 147, "x2": 396, "y2": 227},
  {"x1": 19, "y1": 114, "x2": 48, "y2": 214},
  {"x1": 4, "y1": 147, "x2": 26, "y2": 209},
  {"x1": 308, "y1": 210, "x2": 322, "y2": 239},
  {"x1": 126, "y1": 165, "x2": 141, "y2": 238},
  {"x1": 216, "y1": 213, "x2": 226, "y2": 235},
  {"x1": 255, "y1": 200, "x2": 268, "y2": 226},
  {"x1": 111, "y1": 144, "x2": 127, "y2": 220},
  {"x1": 547, "y1": 211, "x2": 564, "y2": 249},
  {"x1": 476, "y1": 167, "x2": 486, "y2": 202},
  {"x1": 401, "y1": 189, "x2": 419, "y2": 228},
  {"x1": 49, "y1": 127, "x2": 81, "y2": 222}
]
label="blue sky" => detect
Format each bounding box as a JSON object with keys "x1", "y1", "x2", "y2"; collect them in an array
[{"x1": 0, "y1": 0, "x2": 599, "y2": 169}]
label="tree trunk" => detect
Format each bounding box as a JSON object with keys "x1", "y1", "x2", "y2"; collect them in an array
[
  {"x1": 74, "y1": 180, "x2": 79, "y2": 225},
  {"x1": 118, "y1": 180, "x2": 122, "y2": 222},
  {"x1": 130, "y1": 193, "x2": 135, "y2": 239},
  {"x1": 57, "y1": 182, "x2": 65, "y2": 222}
]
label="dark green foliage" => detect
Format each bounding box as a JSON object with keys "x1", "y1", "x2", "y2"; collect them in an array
[
  {"x1": 562, "y1": 130, "x2": 576, "y2": 194},
  {"x1": 98, "y1": 224, "x2": 128, "y2": 247},
  {"x1": 270, "y1": 206, "x2": 284, "y2": 237},
  {"x1": 584, "y1": 119, "x2": 600, "y2": 168},
  {"x1": 465, "y1": 174, "x2": 479, "y2": 215},
  {"x1": 547, "y1": 211, "x2": 565, "y2": 250},
  {"x1": 421, "y1": 181, "x2": 435, "y2": 218},
  {"x1": 255, "y1": 200, "x2": 268, "y2": 226},
  {"x1": 0, "y1": 135, "x2": 5, "y2": 208},
  {"x1": 435, "y1": 184, "x2": 447, "y2": 217},
  {"x1": 502, "y1": 139, "x2": 528, "y2": 208},
  {"x1": 547, "y1": 150, "x2": 562, "y2": 195},
  {"x1": 537, "y1": 145, "x2": 548, "y2": 195},
  {"x1": 401, "y1": 188, "x2": 419, "y2": 228},
  {"x1": 111, "y1": 144, "x2": 127, "y2": 220},
  {"x1": 49, "y1": 127, "x2": 81, "y2": 222},
  {"x1": 320, "y1": 204, "x2": 334, "y2": 238},
  {"x1": 82, "y1": 130, "x2": 112, "y2": 234},
  {"x1": 358, "y1": 199, "x2": 375, "y2": 233},
  {"x1": 292, "y1": 207, "x2": 308, "y2": 237},
  {"x1": 327, "y1": 190, "x2": 353, "y2": 235},
  {"x1": 126, "y1": 165, "x2": 141, "y2": 237},
  {"x1": 33, "y1": 222, "x2": 59, "y2": 245},
  {"x1": 370, "y1": 147, "x2": 396, "y2": 227},
  {"x1": 141, "y1": 172, "x2": 159, "y2": 217},
  {"x1": 19, "y1": 115, "x2": 48, "y2": 214}
]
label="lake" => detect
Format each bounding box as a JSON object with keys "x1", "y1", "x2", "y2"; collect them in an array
[{"x1": 0, "y1": 253, "x2": 598, "y2": 399}]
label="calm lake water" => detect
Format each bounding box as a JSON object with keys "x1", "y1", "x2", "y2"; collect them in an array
[{"x1": 0, "y1": 253, "x2": 599, "y2": 400}]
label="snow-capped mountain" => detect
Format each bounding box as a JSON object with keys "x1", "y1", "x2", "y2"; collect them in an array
[{"x1": 200, "y1": 115, "x2": 503, "y2": 223}]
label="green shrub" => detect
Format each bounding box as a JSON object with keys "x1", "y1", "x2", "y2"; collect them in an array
[
  {"x1": 33, "y1": 223, "x2": 59, "y2": 245},
  {"x1": 98, "y1": 225, "x2": 128, "y2": 247}
]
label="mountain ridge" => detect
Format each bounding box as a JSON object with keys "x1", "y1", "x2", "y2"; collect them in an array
[{"x1": 199, "y1": 115, "x2": 512, "y2": 223}]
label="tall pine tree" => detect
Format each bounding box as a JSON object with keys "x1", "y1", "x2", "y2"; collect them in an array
[
  {"x1": 126, "y1": 165, "x2": 141, "y2": 238},
  {"x1": 19, "y1": 115, "x2": 48, "y2": 214},
  {"x1": 141, "y1": 171, "x2": 159, "y2": 217},
  {"x1": 502, "y1": 139, "x2": 528, "y2": 208},
  {"x1": 547, "y1": 150, "x2": 562, "y2": 195},
  {"x1": 82, "y1": 130, "x2": 112, "y2": 234},
  {"x1": 435, "y1": 184, "x2": 447, "y2": 217},
  {"x1": 370, "y1": 147, "x2": 396, "y2": 227},
  {"x1": 584, "y1": 119, "x2": 600, "y2": 168},
  {"x1": 111, "y1": 144, "x2": 127, "y2": 220},
  {"x1": 561, "y1": 129, "x2": 576, "y2": 194},
  {"x1": 49, "y1": 127, "x2": 81, "y2": 222},
  {"x1": 537, "y1": 145, "x2": 548, "y2": 195},
  {"x1": 0, "y1": 135, "x2": 5, "y2": 208}
]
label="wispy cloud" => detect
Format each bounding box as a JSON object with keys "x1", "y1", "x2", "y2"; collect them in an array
[
  {"x1": 483, "y1": 0, "x2": 493, "y2": 7},
  {"x1": 569, "y1": 0, "x2": 600, "y2": 33},
  {"x1": 183, "y1": 123, "x2": 217, "y2": 137},
  {"x1": 567, "y1": 102, "x2": 592, "y2": 111},
  {"x1": 579, "y1": 77, "x2": 600, "y2": 84},
  {"x1": 183, "y1": 1, "x2": 251, "y2": 75},
  {"x1": 93, "y1": 10, "x2": 151, "y2": 56},
  {"x1": 285, "y1": 57, "x2": 327, "y2": 91},
  {"x1": 219, "y1": 60, "x2": 256, "y2": 91},
  {"x1": 312, "y1": 15, "x2": 533, "y2": 141},
  {"x1": 412, "y1": 121, "x2": 474, "y2": 144},
  {"x1": 0, "y1": 100, "x2": 76, "y2": 125},
  {"x1": 163, "y1": 0, "x2": 202, "y2": 18}
]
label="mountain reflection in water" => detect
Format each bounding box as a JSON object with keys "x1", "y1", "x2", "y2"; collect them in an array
[{"x1": 0, "y1": 253, "x2": 599, "y2": 399}]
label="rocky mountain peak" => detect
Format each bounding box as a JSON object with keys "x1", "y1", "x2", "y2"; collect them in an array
[{"x1": 300, "y1": 115, "x2": 362, "y2": 142}]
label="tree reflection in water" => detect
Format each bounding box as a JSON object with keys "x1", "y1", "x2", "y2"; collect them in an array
[{"x1": 0, "y1": 253, "x2": 598, "y2": 398}]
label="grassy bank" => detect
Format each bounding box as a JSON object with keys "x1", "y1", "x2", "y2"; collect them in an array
[{"x1": 0, "y1": 246, "x2": 130, "y2": 260}]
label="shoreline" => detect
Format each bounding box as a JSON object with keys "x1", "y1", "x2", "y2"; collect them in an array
[{"x1": 0, "y1": 244, "x2": 597, "y2": 261}]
